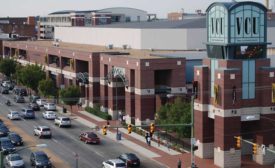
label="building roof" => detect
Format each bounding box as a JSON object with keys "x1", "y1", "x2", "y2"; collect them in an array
[
  {"x1": 7, "y1": 40, "x2": 183, "y2": 59},
  {"x1": 151, "y1": 51, "x2": 207, "y2": 60},
  {"x1": 49, "y1": 10, "x2": 96, "y2": 15}
]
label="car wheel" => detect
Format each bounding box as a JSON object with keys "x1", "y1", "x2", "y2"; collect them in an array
[
  {"x1": 33, "y1": 132, "x2": 36, "y2": 136},
  {"x1": 59, "y1": 124, "x2": 61, "y2": 128}
]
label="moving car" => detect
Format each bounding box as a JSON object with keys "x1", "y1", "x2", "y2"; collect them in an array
[
  {"x1": 79, "y1": 132, "x2": 100, "y2": 144},
  {"x1": 7, "y1": 111, "x2": 20, "y2": 120},
  {"x1": 44, "y1": 103, "x2": 56, "y2": 111},
  {"x1": 14, "y1": 95, "x2": 25, "y2": 103},
  {"x1": 20, "y1": 108, "x2": 35, "y2": 119},
  {"x1": 42, "y1": 111, "x2": 56, "y2": 120},
  {"x1": 54, "y1": 117, "x2": 71, "y2": 127},
  {"x1": 30, "y1": 151, "x2": 52, "y2": 168},
  {"x1": 0, "y1": 87, "x2": 9, "y2": 94},
  {"x1": 33, "y1": 126, "x2": 52, "y2": 138},
  {"x1": 8, "y1": 132, "x2": 23, "y2": 146},
  {"x1": 36, "y1": 99, "x2": 47, "y2": 107},
  {"x1": 118, "y1": 153, "x2": 140, "y2": 167},
  {"x1": 30, "y1": 95, "x2": 40, "y2": 103},
  {"x1": 28, "y1": 102, "x2": 40, "y2": 111},
  {"x1": 102, "y1": 159, "x2": 126, "y2": 168},
  {"x1": 5, "y1": 153, "x2": 25, "y2": 168},
  {"x1": 0, "y1": 137, "x2": 15, "y2": 155}
]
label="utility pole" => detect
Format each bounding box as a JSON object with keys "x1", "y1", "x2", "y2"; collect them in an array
[{"x1": 190, "y1": 95, "x2": 195, "y2": 167}]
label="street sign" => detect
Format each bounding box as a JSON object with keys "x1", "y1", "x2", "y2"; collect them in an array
[{"x1": 261, "y1": 144, "x2": 266, "y2": 155}]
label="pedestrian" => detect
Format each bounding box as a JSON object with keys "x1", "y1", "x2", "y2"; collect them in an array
[
  {"x1": 147, "y1": 135, "x2": 151, "y2": 146},
  {"x1": 177, "y1": 159, "x2": 182, "y2": 168},
  {"x1": 145, "y1": 132, "x2": 150, "y2": 146},
  {"x1": 167, "y1": 142, "x2": 171, "y2": 151},
  {"x1": 157, "y1": 136, "x2": 161, "y2": 147},
  {"x1": 107, "y1": 120, "x2": 110, "y2": 126}
]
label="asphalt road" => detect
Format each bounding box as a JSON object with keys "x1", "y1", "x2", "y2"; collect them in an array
[{"x1": 0, "y1": 92, "x2": 165, "y2": 168}]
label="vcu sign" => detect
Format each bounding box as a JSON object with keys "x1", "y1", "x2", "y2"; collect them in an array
[{"x1": 207, "y1": 2, "x2": 266, "y2": 44}]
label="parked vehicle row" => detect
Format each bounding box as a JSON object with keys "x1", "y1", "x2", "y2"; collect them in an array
[{"x1": 102, "y1": 153, "x2": 141, "y2": 168}]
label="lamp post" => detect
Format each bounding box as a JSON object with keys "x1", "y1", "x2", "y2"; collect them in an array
[{"x1": 0, "y1": 143, "x2": 47, "y2": 168}]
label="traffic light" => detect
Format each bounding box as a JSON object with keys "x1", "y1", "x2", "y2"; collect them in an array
[
  {"x1": 127, "y1": 124, "x2": 132, "y2": 134},
  {"x1": 236, "y1": 136, "x2": 241, "y2": 148},
  {"x1": 150, "y1": 123, "x2": 155, "y2": 134},
  {"x1": 252, "y1": 143, "x2": 258, "y2": 154},
  {"x1": 102, "y1": 125, "x2": 107, "y2": 135}
]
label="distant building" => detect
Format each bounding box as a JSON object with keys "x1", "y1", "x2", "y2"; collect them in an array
[
  {"x1": 167, "y1": 10, "x2": 205, "y2": 21},
  {"x1": 38, "y1": 7, "x2": 148, "y2": 39}
]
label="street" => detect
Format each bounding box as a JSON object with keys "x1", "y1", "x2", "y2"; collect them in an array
[{"x1": 0, "y1": 93, "x2": 165, "y2": 168}]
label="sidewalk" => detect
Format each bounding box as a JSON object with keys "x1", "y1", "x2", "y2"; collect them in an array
[{"x1": 56, "y1": 106, "x2": 273, "y2": 168}]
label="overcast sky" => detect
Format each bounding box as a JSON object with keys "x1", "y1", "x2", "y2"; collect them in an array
[{"x1": 0, "y1": 0, "x2": 268, "y2": 18}]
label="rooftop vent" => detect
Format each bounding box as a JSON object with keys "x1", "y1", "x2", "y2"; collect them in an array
[
  {"x1": 122, "y1": 45, "x2": 128, "y2": 50},
  {"x1": 107, "y1": 44, "x2": 113, "y2": 50}
]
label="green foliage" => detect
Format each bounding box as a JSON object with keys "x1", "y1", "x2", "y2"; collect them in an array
[
  {"x1": 0, "y1": 58, "x2": 17, "y2": 78},
  {"x1": 17, "y1": 64, "x2": 45, "y2": 92},
  {"x1": 85, "y1": 106, "x2": 112, "y2": 120},
  {"x1": 38, "y1": 79, "x2": 57, "y2": 98},
  {"x1": 156, "y1": 97, "x2": 191, "y2": 138},
  {"x1": 59, "y1": 85, "x2": 81, "y2": 106}
]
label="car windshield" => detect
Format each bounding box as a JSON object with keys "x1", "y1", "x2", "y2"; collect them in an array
[
  {"x1": 36, "y1": 154, "x2": 48, "y2": 161},
  {"x1": 10, "y1": 155, "x2": 21, "y2": 161},
  {"x1": 42, "y1": 128, "x2": 50, "y2": 131},
  {"x1": 10, "y1": 134, "x2": 20, "y2": 140},
  {"x1": 116, "y1": 163, "x2": 126, "y2": 167},
  {"x1": 87, "y1": 133, "x2": 97, "y2": 138},
  {"x1": 127, "y1": 154, "x2": 138, "y2": 159},
  {"x1": 26, "y1": 110, "x2": 33, "y2": 114},
  {"x1": 12, "y1": 112, "x2": 19, "y2": 115},
  {"x1": 62, "y1": 118, "x2": 70, "y2": 121}
]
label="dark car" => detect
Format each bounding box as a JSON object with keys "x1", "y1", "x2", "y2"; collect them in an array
[
  {"x1": 14, "y1": 95, "x2": 25, "y2": 103},
  {"x1": 28, "y1": 102, "x2": 40, "y2": 111},
  {"x1": 30, "y1": 95, "x2": 40, "y2": 103},
  {"x1": 0, "y1": 125, "x2": 10, "y2": 137},
  {"x1": 0, "y1": 137, "x2": 15, "y2": 155},
  {"x1": 21, "y1": 108, "x2": 35, "y2": 119},
  {"x1": 118, "y1": 153, "x2": 141, "y2": 167},
  {"x1": 0, "y1": 87, "x2": 9, "y2": 94},
  {"x1": 79, "y1": 132, "x2": 100, "y2": 144},
  {"x1": 8, "y1": 132, "x2": 23, "y2": 146},
  {"x1": 30, "y1": 151, "x2": 52, "y2": 168},
  {"x1": 13, "y1": 87, "x2": 27, "y2": 96}
]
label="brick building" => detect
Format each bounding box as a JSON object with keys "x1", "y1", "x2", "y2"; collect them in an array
[
  {"x1": 193, "y1": 1, "x2": 275, "y2": 168},
  {"x1": 2, "y1": 40, "x2": 186, "y2": 125}
]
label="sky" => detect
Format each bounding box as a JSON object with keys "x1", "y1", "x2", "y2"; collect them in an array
[{"x1": 0, "y1": 0, "x2": 269, "y2": 18}]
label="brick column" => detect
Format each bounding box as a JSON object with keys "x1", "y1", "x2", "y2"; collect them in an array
[
  {"x1": 135, "y1": 94, "x2": 155, "y2": 126},
  {"x1": 125, "y1": 69, "x2": 135, "y2": 124}
]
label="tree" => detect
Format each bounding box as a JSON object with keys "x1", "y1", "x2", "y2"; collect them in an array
[
  {"x1": 59, "y1": 85, "x2": 81, "y2": 112},
  {"x1": 18, "y1": 64, "x2": 45, "y2": 93},
  {"x1": 156, "y1": 97, "x2": 191, "y2": 138},
  {"x1": 0, "y1": 58, "x2": 17, "y2": 79},
  {"x1": 38, "y1": 79, "x2": 57, "y2": 98}
]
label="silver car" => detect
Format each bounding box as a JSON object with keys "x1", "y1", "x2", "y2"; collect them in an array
[
  {"x1": 5, "y1": 153, "x2": 25, "y2": 168},
  {"x1": 54, "y1": 117, "x2": 71, "y2": 127},
  {"x1": 42, "y1": 111, "x2": 56, "y2": 120},
  {"x1": 7, "y1": 111, "x2": 20, "y2": 120}
]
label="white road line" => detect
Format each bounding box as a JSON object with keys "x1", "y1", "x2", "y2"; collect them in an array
[{"x1": 52, "y1": 138, "x2": 59, "y2": 144}]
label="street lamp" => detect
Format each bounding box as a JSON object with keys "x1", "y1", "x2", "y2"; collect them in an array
[{"x1": 0, "y1": 143, "x2": 48, "y2": 168}]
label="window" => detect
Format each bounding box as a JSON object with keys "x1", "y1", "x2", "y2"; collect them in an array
[
  {"x1": 242, "y1": 60, "x2": 255, "y2": 99},
  {"x1": 211, "y1": 59, "x2": 219, "y2": 97}
]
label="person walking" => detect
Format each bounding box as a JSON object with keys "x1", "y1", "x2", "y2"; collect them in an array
[
  {"x1": 157, "y1": 136, "x2": 161, "y2": 147},
  {"x1": 145, "y1": 132, "x2": 150, "y2": 146},
  {"x1": 177, "y1": 159, "x2": 182, "y2": 168}
]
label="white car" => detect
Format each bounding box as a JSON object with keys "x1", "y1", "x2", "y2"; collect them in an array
[
  {"x1": 5, "y1": 153, "x2": 25, "y2": 168},
  {"x1": 44, "y1": 103, "x2": 56, "y2": 111},
  {"x1": 2, "y1": 81, "x2": 11, "y2": 88},
  {"x1": 36, "y1": 99, "x2": 47, "y2": 107},
  {"x1": 54, "y1": 117, "x2": 71, "y2": 127},
  {"x1": 102, "y1": 159, "x2": 126, "y2": 168},
  {"x1": 7, "y1": 111, "x2": 20, "y2": 120},
  {"x1": 42, "y1": 111, "x2": 56, "y2": 120},
  {"x1": 33, "y1": 126, "x2": 52, "y2": 138}
]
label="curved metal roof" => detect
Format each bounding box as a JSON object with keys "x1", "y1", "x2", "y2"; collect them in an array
[{"x1": 206, "y1": 1, "x2": 267, "y2": 12}]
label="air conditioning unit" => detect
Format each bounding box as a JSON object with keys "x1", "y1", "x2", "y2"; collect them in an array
[{"x1": 107, "y1": 44, "x2": 113, "y2": 49}]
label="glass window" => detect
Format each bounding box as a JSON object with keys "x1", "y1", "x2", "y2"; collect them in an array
[
  {"x1": 207, "y1": 45, "x2": 225, "y2": 59},
  {"x1": 242, "y1": 60, "x2": 255, "y2": 99},
  {"x1": 234, "y1": 45, "x2": 265, "y2": 59},
  {"x1": 211, "y1": 59, "x2": 219, "y2": 97}
]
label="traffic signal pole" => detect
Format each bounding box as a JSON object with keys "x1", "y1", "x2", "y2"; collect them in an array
[{"x1": 191, "y1": 95, "x2": 195, "y2": 168}]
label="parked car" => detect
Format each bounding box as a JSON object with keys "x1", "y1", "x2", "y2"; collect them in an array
[
  {"x1": 13, "y1": 87, "x2": 27, "y2": 96},
  {"x1": 8, "y1": 132, "x2": 23, "y2": 146},
  {"x1": 2, "y1": 81, "x2": 11, "y2": 88},
  {"x1": 14, "y1": 95, "x2": 25, "y2": 103},
  {"x1": 0, "y1": 137, "x2": 15, "y2": 155},
  {"x1": 7, "y1": 111, "x2": 20, "y2": 120},
  {"x1": 30, "y1": 151, "x2": 52, "y2": 168},
  {"x1": 0, "y1": 125, "x2": 10, "y2": 137},
  {"x1": 42, "y1": 111, "x2": 56, "y2": 120},
  {"x1": 36, "y1": 99, "x2": 47, "y2": 107},
  {"x1": 79, "y1": 132, "x2": 100, "y2": 144},
  {"x1": 33, "y1": 126, "x2": 52, "y2": 138},
  {"x1": 5, "y1": 153, "x2": 25, "y2": 168},
  {"x1": 44, "y1": 103, "x2": 56, "y2": 111},
  {"x1": 28, "y1": 102, "x2": 40, "y2": 111},
  {"x1": 102, "y1": 159, "x2": 126, "y2": 168},
  {"x1": 54, "y1": 117, "x2": 71, "y2": 127},
  {"x1": 118, "y1": 153, "x2": 140, "y2": 167},
  {"x1": 0, "y1": 87, "x2": 9, "y2": 94},
  {"x1": 20, "y1": 108, "x2": 35, "y2": 119}
]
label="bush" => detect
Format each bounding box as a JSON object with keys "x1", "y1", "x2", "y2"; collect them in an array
[{"x1": 85, "y1": 106, "x2": 112, "y2": 120}]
